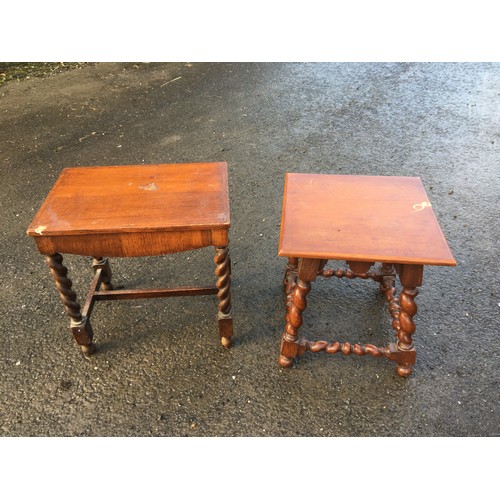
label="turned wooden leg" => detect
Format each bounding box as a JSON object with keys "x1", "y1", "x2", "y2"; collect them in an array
[
  {"x1": 92, "y1": 256, "x2": 113, "y2": 290},
  {"x1": 379, "y1": 262, "x2": 396, "y2": 294},
  {"x1": 284, "y1": 257, "x2": 299, "y2": 320},
  {"x1": 283, "y1": 257, "x2": 298, "y2": 294},
  {"x1": 279, "y1": 258, "x2": 323, "y2": 367},
  {"x1": 279, "y1": 278, "x2": 311, "y2": 367},
  {"x1": 392, "y1": 264, "x2": 423, "y2": 377},
  {"x1": 46, "y1": 253, "x2": 95, "y2": 356},
  {"x1": 214, "y1": 246, "x2": 233, "y2": 348},
  {"x1": 395, "y1": 286, "x2": 419, "y2": 376}
]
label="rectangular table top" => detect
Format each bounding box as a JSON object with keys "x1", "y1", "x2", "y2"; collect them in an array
[
  {"x1": 27, "y1": 162, "x2": 230, "y2": 237},
  {"x1": 279, "y1": 173, "x2": 456, "y2": 266}
]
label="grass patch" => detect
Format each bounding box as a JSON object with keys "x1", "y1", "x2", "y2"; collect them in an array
[{"x1": 0, "y1": 62, "x2": 89, "y2": 86}]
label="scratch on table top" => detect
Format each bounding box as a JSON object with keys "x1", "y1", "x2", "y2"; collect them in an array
[
  {"x1": 138, "y1": 182, "x2": 159, "y2": 191},
  {"x1": 413, "y1": 201, "x2": 432, "y2": 211},
  {"x1": 34, "y1": 225, "x2": 47, "y2": 235}
]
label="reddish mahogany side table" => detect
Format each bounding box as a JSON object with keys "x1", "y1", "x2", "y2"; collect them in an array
[
  {"x1": 278, "y1": 173, "x2": 455, "y2": 376},
  {"x1": 27, "y1": 162, "x2": 233, "y2": 355}
]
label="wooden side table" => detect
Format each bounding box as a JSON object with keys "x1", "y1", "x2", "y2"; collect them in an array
[
  {"x1": 278, "y1": 173, "x2": 456, "y2": 376},
  {"x1": 27, "y1": 162, "x2": 233, "y2": 355}
]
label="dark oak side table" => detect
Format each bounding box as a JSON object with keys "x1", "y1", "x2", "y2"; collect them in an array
[
  {"x1": 27, "y1": 162, "x2": 233, "y2": 355},
  {"x1": 278, "y1": 173, "x2": 455, "y2": 376}
]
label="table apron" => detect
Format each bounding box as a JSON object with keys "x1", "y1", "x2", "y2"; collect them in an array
[{"x1": 32, "y1": 229, "x2": 229, "y2": 257}]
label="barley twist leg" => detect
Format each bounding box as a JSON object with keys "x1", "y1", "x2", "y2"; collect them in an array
[
  {"x1": 279, "y1": 278, "x2": 311, "y2": 367},
  {"x1": 46, "y1": 253, "x2": 95, "y2": 355},
  {"x1": 396, "y1": 286, "x2": 419, "y2": 376},
  {"x1": 380, "y1": 263, "x2": 396, "y2": 294},
  {"x1": 214, "y1": 246, "x2": 233, "y2": 348}
]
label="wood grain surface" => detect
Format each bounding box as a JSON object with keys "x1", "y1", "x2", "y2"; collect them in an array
[
  {"x1": 27, "y1": 162, "x2": 230, "y2": 236},
  {"x1": 279, "y1": 173, "x2": 456, "y2": 266}
]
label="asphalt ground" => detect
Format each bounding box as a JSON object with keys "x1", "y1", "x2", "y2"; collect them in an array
[{"x1": 1, "y1": 63, "x2": 498, "y2": 444}]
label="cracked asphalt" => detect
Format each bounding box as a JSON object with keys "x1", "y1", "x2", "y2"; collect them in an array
[{"x1": 0, "y1": 62, "x2": 498, "y2": 437}]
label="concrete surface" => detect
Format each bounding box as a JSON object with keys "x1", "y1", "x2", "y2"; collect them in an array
[{"x1": 0, "y1": 62, "x2": 498, "y2": 436}]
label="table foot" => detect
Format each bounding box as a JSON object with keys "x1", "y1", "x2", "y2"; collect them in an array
[
  {"x1": 220, "y1": 336, "x2": 232, "y2": 349},
  {"x1": 70, "y1": 316, "x2": 95, "y2": 355},
  {"x1": 218, "y1": 314, "x2": 233, "y2": 348},
  {"x1": 386, "y1": 344, "x2": 416, "y2": 377},
  {"x1": 279, "y1": 334, "x2": 308, "y2": 367},
  {"x1": 396, "y1": 365, "x2": 413, "y2": 377},
  {"x1": 81, "y1": 342, "x2": 96, "y2": 356},
  {"x1": 278, "y1": 354, "x2": 293, "y2": 368}
]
